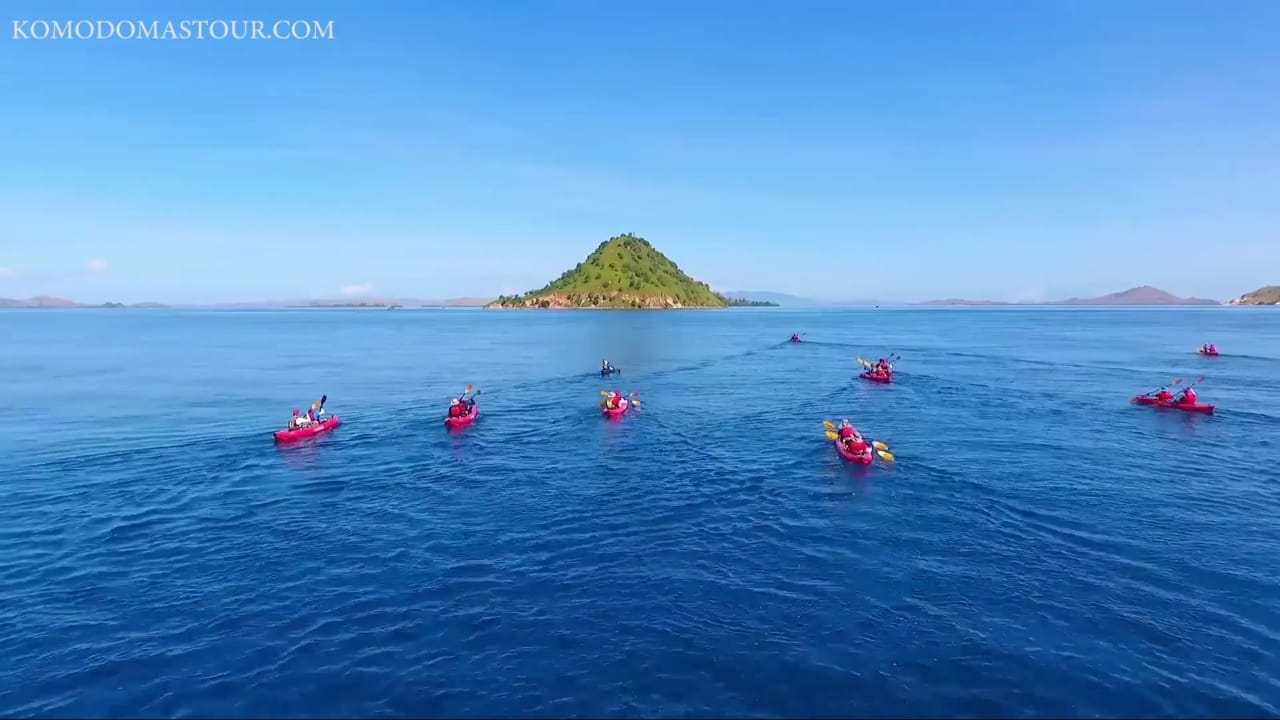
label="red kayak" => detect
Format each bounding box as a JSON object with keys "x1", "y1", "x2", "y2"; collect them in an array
[
  {"x1": 1132, "y1": 396, "x2": 1215, "y2": 414},
  {"x1": 602, "y1": 399, "x2": 631, "y2": 418},
  {"x1": 274, "y1": 415, "x2": 341, "y2": 442},
  {"x1": 444, "y1": 404, "x2": 478, "y2": 427},
  {"x1": 859, "y1": 371, "x2": 892, "y2": 384},
  {"x1": 1198, "y1": 349, "x2": 1219, "y2": 357},
  {"x1": 789, "y1": 335, "x2": 802, "y2": 343},
  {"x1": 833, "y1": 439, "x2": 873, "y2": 465}
]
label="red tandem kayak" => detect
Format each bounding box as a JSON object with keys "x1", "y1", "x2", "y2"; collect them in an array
[
  {"x1": 859, "y1": 371, "x2": 892, "y2": 383},
  {"x1": 789, "y1": 335, "x2": 802, "y2": 343},
  {"x1": 274, "y1": 415, "x2": 341, "y2": 442},
  {"x1": 444, "y1": 404, "x2": 478, "y2": 427},
  {"x1": 1132, "y1": 396, "x2": 1215, "y2": 414},
  {"x1": 1198, "y1": 349, "x2": 1219, "y2": 357},
  {"x1": 833, "y1": 439, "x2": 873, "y2": 465},
  {"x1": 602, "y1": 400, "x2": 631, "y2": 418}
]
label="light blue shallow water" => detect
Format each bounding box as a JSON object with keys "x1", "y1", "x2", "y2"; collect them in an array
[{"x1": 2, "y1": 307, "x2": 1279, "y2": 717}]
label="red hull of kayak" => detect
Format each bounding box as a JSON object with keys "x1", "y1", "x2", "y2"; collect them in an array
[
  {"x1": 602, "y1": 401, "x2": 631, "y2": 418},
  {"x1": 789, "y1": 337, "x2": 802, "y2": 343},
  {"x1": 1198, "y1": 350, "x2": 1219, "y2": 357},
  {"x1": 1132, "y1": 396, "x2": 1215, "y2": 414},
  {"x1": 833, "y1": 439, "x2": 873, "y2": 465},
  {"x1": 859, "y1": 371, "x2": 892, "y2": 383},
  {"x1": 274, "y1": 415, "x2": 341, "y2": 442},
  {"x1": 444, "y1": 404, "x2": 478, "y2": 427}
]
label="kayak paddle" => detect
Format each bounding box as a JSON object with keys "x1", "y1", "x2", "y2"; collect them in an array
[
  {"x1": 598, "y1": 392, "x2": 640, "y2": 407},
  {"x1": 822, "y1": 422, "x2": 889, "y2": 451},
  {"x1": 824, "y1": 430, "x2": 894, "y2": 461},
  {"x1": 1144, "y1": 378, "x2": 1182, "y2": 396},
  {"x1": 858, "y1": 354, "x2": 899, "y2": 367},
  {"x1": 1143, "y1": 377, "x2": 1203, "y2": 397}
]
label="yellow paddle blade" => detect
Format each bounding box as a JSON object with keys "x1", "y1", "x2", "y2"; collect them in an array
[
  {"x1": 600, "y1": 390, "x2": 610, "y2": 396},
  {"x1": 825, "y1": 430, "x2": 839, "y2": 440},
  {"x1": 872, "y1": 441, "x2": 888, "y2": 451},
  {"x1": 877, "y1": 450, "x2": 895, "y2": 462},
  {"x1": 822, "y1": 420, "x2": 835, "y2": 429}
]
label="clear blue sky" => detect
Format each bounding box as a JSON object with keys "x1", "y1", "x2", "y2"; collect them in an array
[{"x1": 1, "y1": 0, "x2": 1277, "y2": 303}]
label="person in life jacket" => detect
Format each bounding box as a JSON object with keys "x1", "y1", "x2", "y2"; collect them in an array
[
  {"x1": 448, "y1": 393, "x2": 475, "y2": 418},
  {"x1": 1154, "y1": 387, "x2": 1174, "y2": 403},
  {"x1": 1208, "y1": 344, "x2": 1217, "y2": 354},
  {"x1": 288, "y1": 408, "x2": 312, "y2": 430},
  {"x1": 876, "y1": 358, "x2": 891, "y2": 375},
  {"x1": 605, "y1": 391, "x2": 624, "y2": 410},
  {"x1": 1177, "y1": 386, "x2": 1198, "y2": 405},
  {"x1": 837, "y1": 419, "x2": 868, "y2": 452},
  {"x1": 601, "y1": 359, "x2": 616, "y2": 375}
]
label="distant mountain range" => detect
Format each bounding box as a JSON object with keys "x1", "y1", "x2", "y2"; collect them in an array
[
  {"x1": 722, "y1": 291, "x2": 898, "y2": 307},
  {"x1": 0, "y1": 296, "x2": 490, "y2": 309},
  {"x1": 8, "y1": 283, "x2": 1272, "y2": 309},
  {"x1": 193, "y1": 297, "x2": 493, "y2": 309},
  {"x1": 721, "y1": 291, "x2": 819, "y2": 306},
  {"x1": 919, "y1": 286, "x2": 1219, "y2": 306},
  {"x1": 0, "y1": 296, "x2": 168, "y2": 309}
]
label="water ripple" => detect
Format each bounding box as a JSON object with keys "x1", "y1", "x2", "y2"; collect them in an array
[{"x1": 1, "y1": 307, "x2": 1279, "y2": 716}]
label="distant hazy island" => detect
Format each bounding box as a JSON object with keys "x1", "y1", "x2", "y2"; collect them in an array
[
  {"x1": 488, "y1": 233, "x2": 777, "y2": 309},
  {"x1": 7, "y1": 282, "x2": 1274, "y2": 310},
  {"x1": 0, "y1": 296, "x2": 490, "y2": 309},
  {"x1": 919, "y1": 286, "x2": 1220, "y2": 307},
  {"x1": 1226, "y1": 286, "x2": 1280, "y2": 306},
  {"x1": 0, "y1": 296, "x2": 169, "y2": 309}
]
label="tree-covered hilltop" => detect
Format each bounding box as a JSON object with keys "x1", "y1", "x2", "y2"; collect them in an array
[
  {"x1": 489, "y1": 234, "x2": 753, "y2": 309},
  {"x1": 1227, "y1": 286, "x2": 1280, "y2": 305},
  {"x1": 726, "y1": 297, "x2": 780, "y2": 307}
]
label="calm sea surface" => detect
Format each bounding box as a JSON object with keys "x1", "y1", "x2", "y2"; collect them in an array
[{"x1": 2, "y1": 307, "x2": 1279, "y2": 717}]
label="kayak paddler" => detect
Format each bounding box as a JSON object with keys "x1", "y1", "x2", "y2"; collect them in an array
[
  {"x1": 1153, "y1": 387, "x2": 1174, "y2": 403},
  {"x1": 448, "y1": 390, "x2": 476, "y2": 418},
  {"x1": 876, "y1": 358, "x2": 891, "y2": 375},
  {"x1": 836, "y1": 420, "x2": 872, "y2": 461},
  {"x1": 601, "y1": 359, "x2": 617, "y2": 375},
  {"x1": 288, "y1": 408, "x2": 312, "y2": 430},
  {"x1": 604, "y1": 390, "x2": 624, "y2": 410},
  {"x1": 1176, "y1": 386, "x2": 1198, "y2": 405},
  {"x1": 836, "y1": 419, "x2": 868, "y2": 451},
  {"x1": 307, "y1": 398, "x2": 327, "y2": 423}
]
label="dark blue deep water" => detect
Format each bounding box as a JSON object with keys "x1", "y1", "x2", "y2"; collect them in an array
[{"x1": 3, "y1": 307, "x2": 1280, "y2": 718}]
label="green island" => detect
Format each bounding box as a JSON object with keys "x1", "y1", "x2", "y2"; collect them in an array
[
  {"x1": 488, "y1": 233, "x2": 778, "y2": 309},
  {"x1": 1228, "y1": 286, "x2": 1280, "y2": 306}
]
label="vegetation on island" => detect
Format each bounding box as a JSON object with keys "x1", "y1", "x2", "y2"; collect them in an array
[
  {"x1": 1227, "y1": 286, "x2": 1280, "y2": 305},
  {"x1": 488, "y1": 233, "x2": 774, "y2": 309}
]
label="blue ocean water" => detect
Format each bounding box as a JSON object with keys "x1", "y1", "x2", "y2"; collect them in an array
[{"x1": 2, "y1": 306, "x2": 1279, "y2": 718}]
